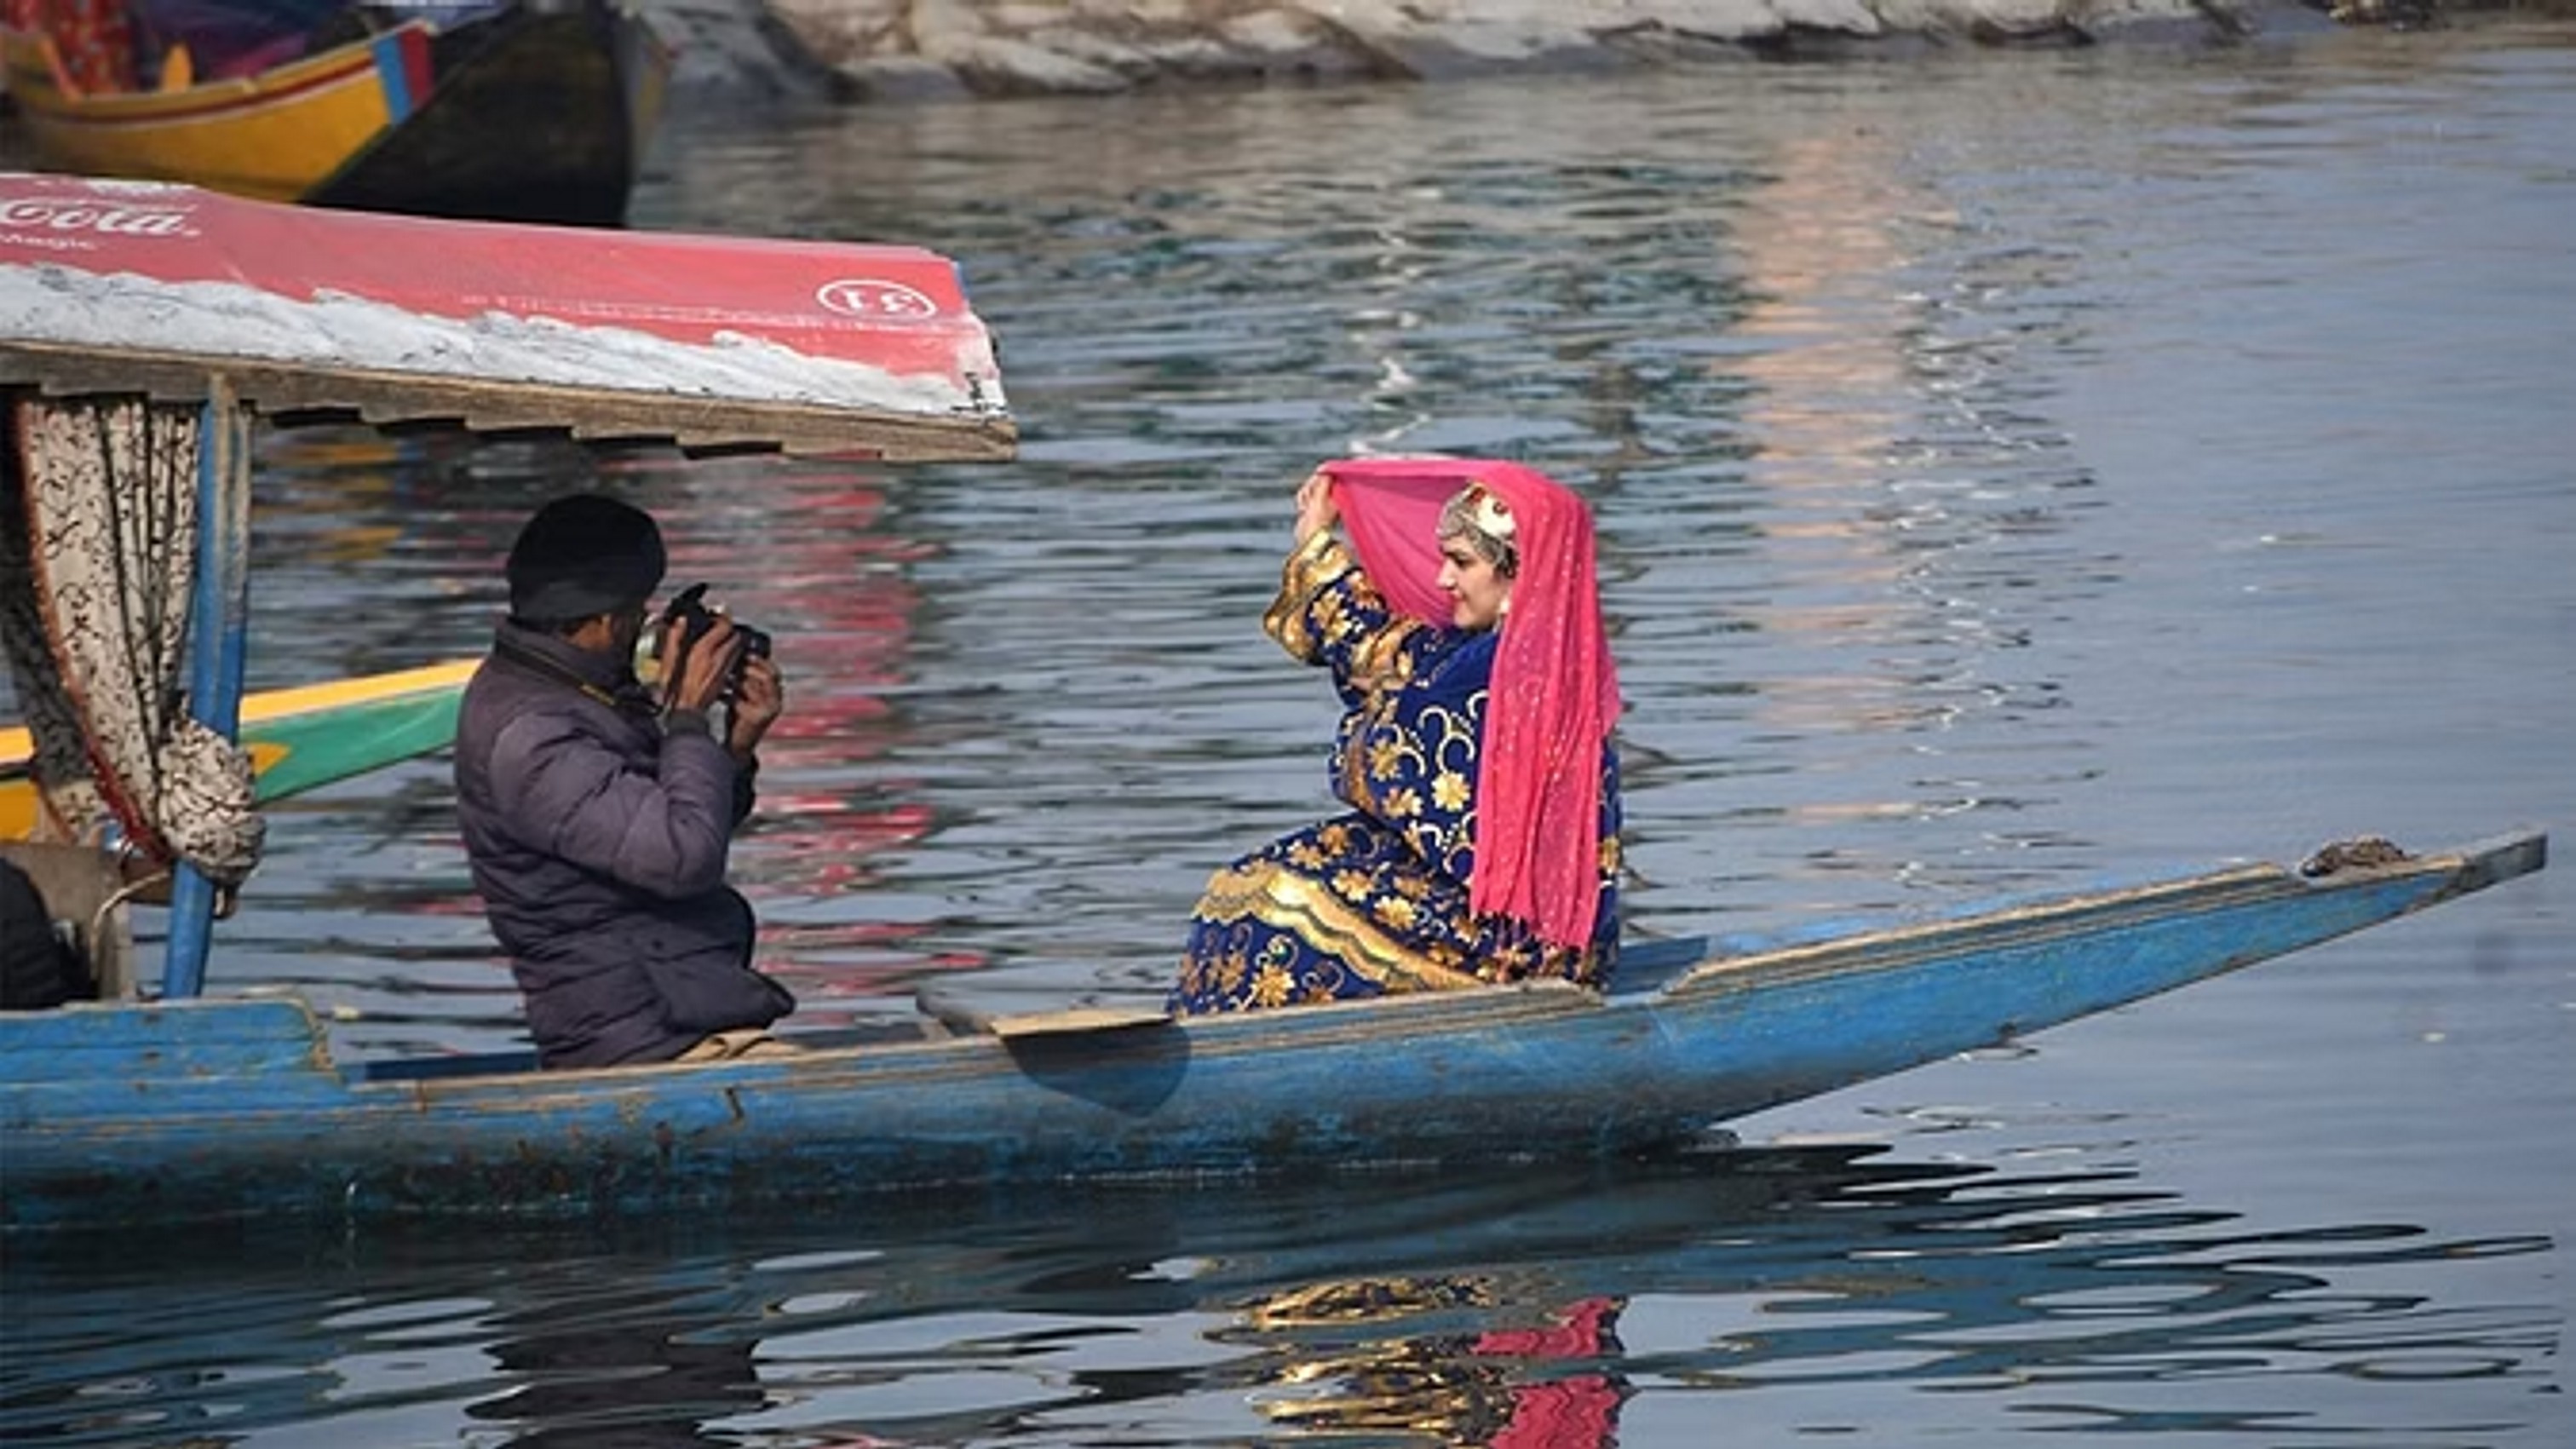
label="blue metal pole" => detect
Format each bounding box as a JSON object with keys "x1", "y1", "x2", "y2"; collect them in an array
[{"x1": 162, "y1": 387, "x2": 251, "y2": 999}]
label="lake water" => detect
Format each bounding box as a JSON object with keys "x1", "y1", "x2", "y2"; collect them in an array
[{"x1": 5, "y1": 17, "x2": 2573, "y2": 1446}]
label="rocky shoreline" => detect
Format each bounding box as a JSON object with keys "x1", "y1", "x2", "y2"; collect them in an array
[{"x1": 641, "y1": 0, "x2": 2562, "y2": 107}]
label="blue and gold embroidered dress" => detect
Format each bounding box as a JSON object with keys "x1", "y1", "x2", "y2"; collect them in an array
[{"x1": 1172, "y1": 532, "x2": 1620, "y2": 1013}]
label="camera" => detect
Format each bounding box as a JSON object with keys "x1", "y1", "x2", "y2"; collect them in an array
[{"x1": 658, "y1": 583, "x2": 770, "y2": 699}]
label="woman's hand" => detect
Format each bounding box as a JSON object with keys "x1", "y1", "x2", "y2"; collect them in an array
[{"x1": 1293, "y1": 469, "x2": 1340, "y2": 545}]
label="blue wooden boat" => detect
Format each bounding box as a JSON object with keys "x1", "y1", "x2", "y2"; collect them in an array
[
  {"x1": 0, "y1": 176, "x2": 2548, "y2": 1233},
  {"x1": 0, "y1": 829, "x2": 2546, "y2": 1230}
]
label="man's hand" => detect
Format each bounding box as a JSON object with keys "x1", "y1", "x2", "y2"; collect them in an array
[
  {"x1": 727, "y1": 655, "x2": 784, "y2": 760},
  {"x1": 659, "y1": 612, "x2": 745, "y2": 717}
]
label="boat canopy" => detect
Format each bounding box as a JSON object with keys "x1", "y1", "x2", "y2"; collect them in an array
[
  {"x1": 0, "y1": 172, "x2": 1016, "y2": 460},
  {"x1": 3, "y1": 171, "x2": 1014, "y2": 998}
]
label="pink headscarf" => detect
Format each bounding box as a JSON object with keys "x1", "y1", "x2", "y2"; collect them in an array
[{"x1": 1321, "y1": 457, "x2": 1621, "y2": 948}]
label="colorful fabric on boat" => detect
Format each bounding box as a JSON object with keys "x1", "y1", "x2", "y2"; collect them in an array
[
  {"x1": 1170, "y1": 532, "x2": 1620, "y2": 1014},
  {"x1": 3, "y1": 0, "x2": 138, "y2": 94},
  {"x1": 1324, "y1": 458, "x2": 1623, "y2": 948}
]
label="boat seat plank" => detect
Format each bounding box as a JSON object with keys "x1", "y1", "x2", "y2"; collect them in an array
[{"x1": 915, "y1": 982, "x2": 1170, "y2": 1038}]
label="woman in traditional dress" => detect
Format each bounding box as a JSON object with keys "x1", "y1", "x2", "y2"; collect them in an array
[{"x1": 1170, "y1": 457, "x2": 1623, "y2": 1014}]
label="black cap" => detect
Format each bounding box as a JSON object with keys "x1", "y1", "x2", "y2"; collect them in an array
[{"x1": 505, "y1": 494, "x2": 666, "y2": 624}]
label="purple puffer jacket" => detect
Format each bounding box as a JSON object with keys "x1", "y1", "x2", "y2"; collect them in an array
[{"x1": 453, "y1": 623, "x2": 792, "y2": 1067}]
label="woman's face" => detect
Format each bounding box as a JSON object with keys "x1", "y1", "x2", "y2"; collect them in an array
[{"x1": 1436, "y1": 536, "x2": 1513, "y2": 633}]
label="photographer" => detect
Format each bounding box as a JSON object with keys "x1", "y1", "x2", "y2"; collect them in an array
[{"x1": 453, "y1": 494, "x2": 795, "y2": 1068}]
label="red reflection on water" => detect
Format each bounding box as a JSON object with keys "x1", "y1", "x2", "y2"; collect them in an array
[
  {"x1": 245, "y1": 438, "x2": 990, "y2": 1020},
  {"x1": 628, "y1": 461, "x2": 989, "y2": 1006}
]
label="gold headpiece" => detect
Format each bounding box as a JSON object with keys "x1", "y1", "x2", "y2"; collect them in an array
[{"x1": 1438, "y1": 484, "x2": 1521, "y2": 576}]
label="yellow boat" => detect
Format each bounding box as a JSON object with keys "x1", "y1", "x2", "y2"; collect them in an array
[
  {"x1": 0, "y1": 0, "x2": 670, "y2": 226},
  {"x1": 1, "y1": 20, "x2": 429, "y2": 204},
  {"x1": 2, "y1": 658, "x2": 475, "y2": 838}
]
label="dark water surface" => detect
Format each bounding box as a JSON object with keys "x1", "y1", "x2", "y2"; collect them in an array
[{"x1": 7, "y1": 19, "x2": 2574, "y2": 1446}]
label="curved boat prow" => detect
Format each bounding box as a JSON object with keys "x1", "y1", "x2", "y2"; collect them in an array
[
  {"x1": 1630, "y1": 829, "x2": 2550, "y2": 1126},
  {"x1": 2430, "y1": 829, "x2": 2548, "y2": 894}
]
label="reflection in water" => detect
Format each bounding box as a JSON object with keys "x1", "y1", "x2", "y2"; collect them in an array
[
  {"x1": 0, "y1": 1146, "x2": 2556, "y2": 1446},
  {"x1": 637, "y1": 456, "x2": 972, "y2": 1022},
  {"x1": 1734, "y1": 128, "x2": 1926, "y2": 480},
  {"x1": 465, "y1": 1290, "x2": 767, "y2": 1449},
  {"x1": 1232, "y1": 1281, "x2": 1626, "y2": 1445},
  {"x1": 1718, "y1": 116, "x2": 2117, "y2": 902}
]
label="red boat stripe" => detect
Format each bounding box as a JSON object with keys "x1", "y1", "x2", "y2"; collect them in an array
[
  {"x1": 44, "y1": 46, "x2": 393, "y2": 130},
  {"x1": 376, "y1": 26, "x2": 433, "y2": 120}
]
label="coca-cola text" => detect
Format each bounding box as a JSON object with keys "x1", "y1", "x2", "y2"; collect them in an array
[{"x1": 0, "y1": 200, "x2": 198, "y2": 239}]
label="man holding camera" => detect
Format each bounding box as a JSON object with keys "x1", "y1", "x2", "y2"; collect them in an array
[{"x1": 454, "y1": 493, "x2": 795, "y2": 1068}]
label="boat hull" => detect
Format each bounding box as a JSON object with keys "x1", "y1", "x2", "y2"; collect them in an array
[
  {"x1": 2, "y1": 660, "x2": 474, "y2": 838},
  {"x1": 0, "y1": 831, "x2": 2543, "y2": 1231},
  {"x1": 0, "y1": 2, "x2": 667, "y2": 225},
  {"x1": 1, "y1": 24, "x2": 434, "y2": 203},
  {"x1": 308, "y1": 4, "x2": 671, "y2": 227}
]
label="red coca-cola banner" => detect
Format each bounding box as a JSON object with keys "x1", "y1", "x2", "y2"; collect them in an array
[{"x1": 0, "y1": 172, "x2": 1007, "y2": 427}]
